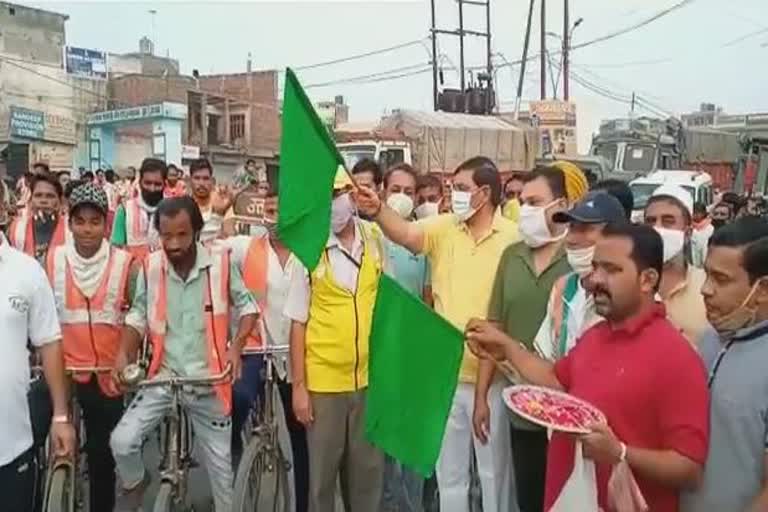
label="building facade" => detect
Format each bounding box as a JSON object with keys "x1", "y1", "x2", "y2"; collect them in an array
[{"x1": 0, "y1": 2, "x2": 108, "y2": 180}]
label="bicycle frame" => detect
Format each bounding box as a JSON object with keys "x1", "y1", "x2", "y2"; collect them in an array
[
  {"x1": 43, "y1": 366, "x2": 113, "y2": 512},
  {"x1": 130, "y1": 366, "x2": 232, "y2": 507},
  {"x1": 242, "y1": 345, "x2": 289, "y2": 444}
]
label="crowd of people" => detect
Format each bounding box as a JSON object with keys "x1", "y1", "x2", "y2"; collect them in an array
[{"x1": 0, "y1": 153, "x2": 766, "y2": 512}]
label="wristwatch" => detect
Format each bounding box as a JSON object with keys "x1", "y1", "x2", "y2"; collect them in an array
[{"x1": 52, "y1": 414, "x2": 70, "y2": 425}]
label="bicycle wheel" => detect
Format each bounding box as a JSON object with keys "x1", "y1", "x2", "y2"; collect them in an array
[
  {"x1": 232, "y1": 437, "x2": 291, "y2": 512},
  {"x1": 153, "y1": 482, "x2": 177, "y2": 512},
  {"x1": 45, "y1": 466, "x2": 73, "y2": 512}
]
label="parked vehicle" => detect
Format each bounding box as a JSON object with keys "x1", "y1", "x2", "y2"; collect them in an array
[
  {"x1": 335, "y1": 110, "x2": 540, "y2": 175},
  {"x1": 590, "y1": 117, "x2": 741, "y2": 189},
  {"x1": 629, "y1": 170, "x2": 714, "y2": 223}
]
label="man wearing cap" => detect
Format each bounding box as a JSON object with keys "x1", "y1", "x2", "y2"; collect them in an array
[
  {"x1": 476, "y1": 164, "x2": 584, "y2": 512},
  {"x1": 534, "y1": 191, "x2": 628, "y2": 361},
  {"x1": 284, "y1": 166, "x2": 386, "y2": 511},
  {"x1": 644, "y1": 184, "x2": 710, "y2": 344},
  {"x1": 46, "y1": 183, "x2": 132, "y2": 512}
]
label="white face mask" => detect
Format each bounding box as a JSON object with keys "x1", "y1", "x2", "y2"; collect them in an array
[
  {"x1": 331, "y1": 193, "x2": 354, "y2": 234},
  {"x1": 414, "y1": 201, "x2": 440, "y2": 220},
  {"x1": 519, "y1": 201, "x2": 564, "y2": 248},
  {"x1": 566, "y1": 245, "x2": 596, "y2": 277},
  {"x1": 654, "y1": 227, "x2": 685, "y2": 263},
  {"x1": 451, "y1": 190, "x2": 475, "y2": 221},
  {"x1": 386, "y1": 192, "x2": 414, "y2": 220}
]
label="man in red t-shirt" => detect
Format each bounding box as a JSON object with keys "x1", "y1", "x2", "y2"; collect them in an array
[{"x1": 467, "y1": 223, "x2": 709, "y2": 512}]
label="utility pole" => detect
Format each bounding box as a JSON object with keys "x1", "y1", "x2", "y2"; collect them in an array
[
  {"x1": 458, "y1": 0, "x2": 466, "y2": 92},
  {"x1": 563, "y1": 0, "x2": 570, "y2": 101},
  {"x1": 432, "y1": 0, "x2": 493, "y2": 114},
  {"x1": 515, "y1": 0, "x2": 536, "y2": 119},
  {"x1": 430, "y1": 0, "x2": 439, "y2": 110},
  {"x1": 485, "y1": 0, "x2": 493, "y2": 113},
  {"x1": 540, "y1": 0, "x2": 546, "y2": 100},
  {"x1": 148, "y1": 9, "x2": 157, "y2": 49}
]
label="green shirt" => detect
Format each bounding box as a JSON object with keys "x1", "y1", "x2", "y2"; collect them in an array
[
  {"x1": 126, "y1": 244, "x2": 257, "y2": 377},
  {"x1": 111, "y1": 204, "x2": 127, "y2": 246},
  {"x1": 488, "y1": 242, "x2": 571, "y2": 349},
  {"x1": 489, "y1": 241, "x2": 570, "y2": 430}
]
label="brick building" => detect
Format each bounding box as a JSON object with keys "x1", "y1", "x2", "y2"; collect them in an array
[{"x1": 109, "y1": 66, "x2": 280, "y2": 181}]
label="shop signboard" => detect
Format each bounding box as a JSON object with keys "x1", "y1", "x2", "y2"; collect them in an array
[
  {"x1": 65, "y1": 46, "x2": 108, "y2": 80},
  {"x1": 9, "y1": 107, "x2": 45, "y2": 140}
]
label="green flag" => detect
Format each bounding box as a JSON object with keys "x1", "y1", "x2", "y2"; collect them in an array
[
  {"x1": 365, "y1": 274, "x2": 464, "y2": 477},
  {"x1": 277, "y1": 68, "x2": 343, "y2": 271}
]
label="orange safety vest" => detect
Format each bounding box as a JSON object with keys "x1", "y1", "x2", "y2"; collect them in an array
[
  {"x1": 8, "y1": 209, "x2": 68, "y2": 258},
  {"x1": 124, "y1": 198, "x2": 156, "y2": 262},
  {"x1": 47, "y1": 245, "x2": 133, "y2": 396},
  {"x1": 241, "y1": 237, "x2": 268, "y2": 349},
  {"x1": 144, "y1": 245, "x2": 233, "y2": 413}
]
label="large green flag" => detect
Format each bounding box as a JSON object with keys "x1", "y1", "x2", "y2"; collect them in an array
[
  {"x1": 277, "y1": 68, "x2": 343, "y2": 271},
  {"x1": 366, "y1": 274, "x2": 464, "y2": 477}
]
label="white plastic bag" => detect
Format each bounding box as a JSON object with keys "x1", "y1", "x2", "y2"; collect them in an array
[
  {"x1": 549, "y1": 441, "x2": 600, "y2": 512},
  {"x1": 607, "y1": 461, "x2": 648, "y2": 512}
]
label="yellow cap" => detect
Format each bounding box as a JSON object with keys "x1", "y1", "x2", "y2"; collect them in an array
[
  {"x1": 551, "y1": 160, "x2": 588, "y2": 202},
  {"x1": 334, "y1": 164, "x2": 353, "y2": 191}
]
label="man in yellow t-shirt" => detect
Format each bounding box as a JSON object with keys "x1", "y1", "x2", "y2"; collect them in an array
[{"x1": 356, "y1": 156, "x2": 519, "y2": 512}]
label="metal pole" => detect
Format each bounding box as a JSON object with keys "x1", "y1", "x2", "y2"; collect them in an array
[
  {"x1": 459, "y1": 0, "x2": 466, "y2": 95},
  {"x1": 515, "y1": 0, "x2": 536, "y2": 119},
  {"x1": 431, "y1": 0, "x2": 439, "y2": 110},
  {"x1": 486, "y1": 0, "x2": 493, "y2": 114},
  {"x1": 540, "y1": 0, "x2": 546, "y2": 100},
  {"x1": 563, "y1": 0, "x2": 570, "y2": 101}
]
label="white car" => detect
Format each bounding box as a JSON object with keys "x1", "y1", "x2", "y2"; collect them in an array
[{"x1": 629, "y1": 170, "x2": 714, "y2": 222}]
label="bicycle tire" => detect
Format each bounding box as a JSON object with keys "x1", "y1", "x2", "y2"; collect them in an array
[
  {"x1": 153, "y1": 482, "x2": 177, "y2": 512},
  {"x1": 232, "y1": 437, "x2": 291, "y2": 512},
  {"x1": 45, "y1": 466, "x2": 72, "y2": 512}
]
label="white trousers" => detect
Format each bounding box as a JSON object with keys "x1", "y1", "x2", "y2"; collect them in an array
[{"x1": 436, "y1": 381, "x2": 517, "y2": 512}]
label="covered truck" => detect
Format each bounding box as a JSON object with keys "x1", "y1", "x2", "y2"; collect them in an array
[
  {"x1": 589, "y1": 117, "x2": 742, "y2": 190},
  {"x1": 336, "y1": 110, "x2": 540, "y2": 175}
]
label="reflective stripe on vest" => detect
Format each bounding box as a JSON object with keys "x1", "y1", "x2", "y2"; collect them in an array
[
  {"x1": 145, "y1": 246, "x2": 233, "y2": 413},
  {"x1": 549, "y1": 273, "x2": 580, "y2": 360},
  {"x1": 241, "y1": 237, "x2": 268, "y2": 349},
  {"x1": 48, "y1": 245, "x2": 132, "y2": 396},
  {"x1": 305, "y1": 223, "x2": 382, "y2": 393}
]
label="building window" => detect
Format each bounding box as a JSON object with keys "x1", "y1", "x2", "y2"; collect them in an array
[{"x1": 230, "y1": 114, "x2": 246, "y2": 140}]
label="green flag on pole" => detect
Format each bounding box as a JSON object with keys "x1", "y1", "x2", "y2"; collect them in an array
[
  {"x1": 365, "y1": 274, "x2": 464, "y2": 477},
  {"x1": 277, "y1": 68, "x2": 343, "y2": 271}
]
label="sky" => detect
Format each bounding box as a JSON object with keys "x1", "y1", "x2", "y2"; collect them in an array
[{"x1": 28, "y1": 0, "x2": 768, "y2": 151}]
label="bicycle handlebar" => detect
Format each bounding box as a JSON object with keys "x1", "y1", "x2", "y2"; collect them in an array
[
  {"x1": 67, "y1": 366, "x2": 114, "y2": 374},
  {"x1": 133, "y1": 364, "x2": 233, "y2": 389},
  {"x1": 241, "y1": 344, "x2": 290, "y2": 356}
]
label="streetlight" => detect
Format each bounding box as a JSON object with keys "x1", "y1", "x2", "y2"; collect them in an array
[{"x1": 549, "y1": 17, "x2": 583, "y2": 100}]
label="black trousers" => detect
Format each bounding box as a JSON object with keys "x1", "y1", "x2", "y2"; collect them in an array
[
  {"x1": 277, "y1": 377, "x2": 309, "y2": 512},
  {"x1": 0, "y1": 447, "x2": 36, "y2": 512},
  {"x1": 511, "y1": 427, "x2": 549, "y2": 512},
  {"x1": 74, "y1": 377, "x2": 124, "y2": 512}
]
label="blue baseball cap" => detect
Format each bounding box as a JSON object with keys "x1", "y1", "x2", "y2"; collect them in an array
[{"x1": 553, "y1": 191, "x2": 627, "y2": 224}]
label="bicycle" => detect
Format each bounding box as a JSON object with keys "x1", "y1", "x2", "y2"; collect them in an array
[
  {"x1": 232, "y1": 344, "x2": 293, "y2": 512},
  {"x1": 120, "y1": 363, "x2": 232, "y2": 512},
  {"x1": 43, "y1": 366, "x2": 113, "y2": 512}
]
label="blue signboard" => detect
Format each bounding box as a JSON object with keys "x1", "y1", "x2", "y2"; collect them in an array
[
  {"x1": 9, "y1": 107, "x2": 45, "y2": 140},
  {"x1": 65, "y1": 46, "x2": 107, "y2": 80}
]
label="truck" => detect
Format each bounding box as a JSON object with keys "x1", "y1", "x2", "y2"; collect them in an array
[
  {"x1": 335, "y1": 110, "x2": 540, "y2": 176},
  {"x1": 589, "y1": 117, "x2": 742, "y2": 190}
]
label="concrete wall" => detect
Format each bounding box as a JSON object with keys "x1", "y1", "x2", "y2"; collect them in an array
[
  {"x1": 0, "y1": 2, "x2": 67, "y2": 67},
  {"x1": 0, "y1": 58, "x2": 108, "y2": 168}
]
